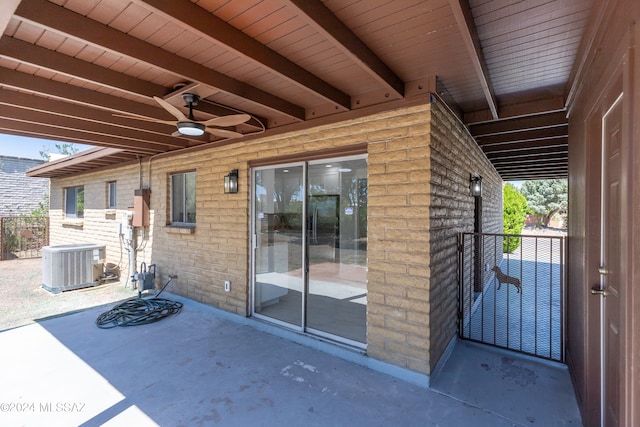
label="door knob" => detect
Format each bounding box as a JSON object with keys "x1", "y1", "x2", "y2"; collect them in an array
[{"x1": 591, "y1": 286, "x2": 608, "y2": 297}]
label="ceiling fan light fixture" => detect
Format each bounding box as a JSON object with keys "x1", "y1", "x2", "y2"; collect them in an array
[{"x1": 177, "y1": 122, "x2": 205, "y2": 136}]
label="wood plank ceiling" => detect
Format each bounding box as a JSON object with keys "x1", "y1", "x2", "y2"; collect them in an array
[{"x1": 0, "y1": 0, "x2": 594, "y2": 180}]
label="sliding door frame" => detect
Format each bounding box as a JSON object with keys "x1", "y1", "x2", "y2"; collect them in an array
[{"x1": 250, "y1": 154, "x2": 368, "y2": 349}]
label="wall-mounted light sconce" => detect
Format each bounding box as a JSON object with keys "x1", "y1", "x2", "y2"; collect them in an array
[
  {"x1": 224, "y1": 169, "x2": 238, "y2": 194},
  {"x1": 469, "y1": 173, "x2": 483, "y2": 197}
]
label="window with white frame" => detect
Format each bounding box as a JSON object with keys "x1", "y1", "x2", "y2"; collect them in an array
[
  {"x1": 65, "y1": 186, "x2": 84, "y2": 218},
  {"x1": 170, "y1": 171, "x2": 196, "y2": 225},
  {"x1": 107, "y1": 181, "x2": 116, "y2": 209}
]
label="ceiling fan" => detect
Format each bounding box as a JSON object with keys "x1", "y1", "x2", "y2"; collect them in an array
[{"x1": 115, "y1": 93, "x2": 250, "y2": 138}]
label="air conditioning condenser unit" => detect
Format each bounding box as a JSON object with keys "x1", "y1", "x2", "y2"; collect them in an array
[{"x1": 42, "y1": 243, "x2": 106, "y2": 293}]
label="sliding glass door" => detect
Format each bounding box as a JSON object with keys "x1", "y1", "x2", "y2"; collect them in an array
[
  {"x1": 253, "y1": 164, "x2": 304, "y2": 327},
  {"x1": 306, "y1": 158, "x2": 368, "y2": 344},
  {"x1": 252, "y1": 156, "x2": 367, "y2": 346}
]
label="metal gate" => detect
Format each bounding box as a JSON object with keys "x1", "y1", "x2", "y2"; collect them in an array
[
  {"x1": 0, "y1": 215, "x2": 49, "y2": 261},
  {"x1": 458, "y1": 232, "x2": 565, "y2": 362}
]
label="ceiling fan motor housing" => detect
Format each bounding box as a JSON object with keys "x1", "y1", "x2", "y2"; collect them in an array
[
  {"x1": 114, "y1": 93, "x2": 250, "y2": 139},
  {"x1": 177, "y1": 121, "x2": 205, "y2": 136}
]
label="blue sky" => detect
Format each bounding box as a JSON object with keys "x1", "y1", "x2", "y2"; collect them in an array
[{"x1": 0, "y1": 134, "x2": 93, "y2": 160}]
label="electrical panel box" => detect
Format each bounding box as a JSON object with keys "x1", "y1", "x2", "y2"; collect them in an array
[{"x1": 133, "y1": 188, "x2": 150, "y2": 227}]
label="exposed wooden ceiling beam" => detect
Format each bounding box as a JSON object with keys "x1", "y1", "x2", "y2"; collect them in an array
[
  {"x1": 198, "y1": 101, "x2": 264, "y2": 133},
  {"x1": 0, "y1": 68, "x2": 165, "y2": 117},
  {"x1": 0, "y1": 89, "x2": 190, "y2": 149},
  {"x1": 26, "y1": 147, "x2": 123, "y2": 176},
  {"x1": 490, "y1": 154, "x2": 568, "y2": 166},
  {"x1": 500, "y1": 171, "x2": 568, "y2": 181},
  {"x1": 495, "y1": 168, "x2": 568, "y2": 179},
  {"x1": 133, "y1": 0, "x2": 350, "y2": 111},
  {"x1": 476, "y1": 126, "x2": 567, "y2": 146},
  {"x1": 0, "y1": 128, "x2": 95, "y2": 153},
  {"x1": 465, "y1": 96, "x2": 566, "y2": 124},
  {"x1": 0, "y1": 0, "x2": 20, "y2": 36},
  {"x1": 25, "y1": 148, "x2": 142, "y2": 179},
  {"x1": 0, "y1": 37, "x2": 166, "y2": 99},
  {"x1": 471, "y1": 106, "x2": 569, "y2": 181},
  {"x1": 470, "y1": 111, "x2": 567, "y2": 137},
  {"x1": 493, "y1": 164, "x2": 568, "y2": 175},
  {"x1": 14, "y1": 0, "x2": 305, "y2": 121},
  {"x1": 485, "y1": 145, "x2": 568, "y2": 161},
  {"x1": 0, "y1": 120, "x2": 156, "y2": 156},
  {"x1": 481, "y1": 139, "x2": 567, "y2": 154},
  {"x1": 449, "y1": 0, "x2": 498, "y2": 119},
  {"x1": 502, "y1": 176, "x2": 568, "y2": 181},
  {"x1": 497, "y1": 160, "x2": 568, "y2": 168},
  {"x1": 0, "y1": 70, "x2": 264, "y2": 136},
  {"x1": 0, "y1": 108, "x2": 168, "y2": 153},
  {"x1": 498, "y1": 159, "x2": 567, "y2": 172},
  {"x1": 286, "y1": 0, "x2": 404, "y2": 99},
  {"x1": 498, "y1": 171, "x2": 568, "y2": 180}
]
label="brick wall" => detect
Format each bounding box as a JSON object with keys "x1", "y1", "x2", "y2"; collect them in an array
[
  {"x1": 428, "y1": 100, "x2": 503, "y2": 371},
  {"x1": 48, "y1": 99, "x2": 502, "y2": 375},
  {"x1": 0, "y1": 156, "x2": 49, "y2": 216}
]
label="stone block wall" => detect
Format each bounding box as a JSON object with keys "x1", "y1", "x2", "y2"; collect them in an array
[
  {"x1": 0, "y1": 156, "x2": 49, "y2": 216},
  {"x1": 365, "y1": 105, "x2": 431, "y2": 374},
  {"x1": 427, "y1": 100, "x2": 503, "y2": 371},
  {"x1": 49, "y1": 162, "x2": 154, "y2": 283},
  {"x1": 144, "y1": 103, "x2": 433, "y2": 330},
  {"x1": 147, "y1": 146, "x2": 250, "y2": 315},
  {"x1": 48, "y1": 98, "x2": 502, "y2": 376}
]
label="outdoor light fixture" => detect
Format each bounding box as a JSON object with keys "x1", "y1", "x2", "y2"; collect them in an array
[
  {"x1": 224, "y1": 169, "x2": 238, "y2": 194},
  {"x1": 176, "y1": 122, "x2": 206, "y2": 136},
  {"x1": 470, "y1": 174, "x2": 483, "y2": 197}
]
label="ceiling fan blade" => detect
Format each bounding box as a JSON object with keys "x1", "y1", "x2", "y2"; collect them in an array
[
  {"x1": 153, "y1": 96, "x2": 189, "y2": 122},
  {"x1": 206, "y1": 127, "x2": 244, "y2": 138},
  {"x1": 200, "y1": 114, "x2": 251, "y2": 127},
  {"x1": 113, "y1": 113, "x2": 177, "y2": 126}
]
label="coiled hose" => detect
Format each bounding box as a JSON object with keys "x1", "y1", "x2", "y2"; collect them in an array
[{"x1": 96, "y1": 277, "x2": 183, "y2": 329}]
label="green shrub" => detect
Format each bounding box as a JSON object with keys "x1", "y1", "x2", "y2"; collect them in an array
[{"x1": 503, "y1": 184, "x2": 528, "y2": 253}]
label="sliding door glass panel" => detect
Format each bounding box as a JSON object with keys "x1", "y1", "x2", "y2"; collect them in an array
[
  {"x1": 253, "y1": 166, "x2": 304, "y2": 327},
  {"x1": 306, "y1": 158, "x2": 367, "y2": 343}
]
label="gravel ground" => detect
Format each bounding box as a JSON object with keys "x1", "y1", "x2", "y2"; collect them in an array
[{"x1": 0, "y1": 258, "x2": 137, "y2": 331}]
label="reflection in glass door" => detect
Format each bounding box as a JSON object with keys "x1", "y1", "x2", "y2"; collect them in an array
[
  {"x1": 252, "y1": 156, "x2": 367, "y2": 346},
  {"x1": 253, "y1": 165, "x2": 304, "y2": 327},
  {"x1": 306, "y1": 158, "x2": 367, "y2": 344}
]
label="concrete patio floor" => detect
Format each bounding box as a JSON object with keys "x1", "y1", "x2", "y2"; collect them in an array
[{"x1": 0, "y1": 294, "x2": 582, "y2": 426}]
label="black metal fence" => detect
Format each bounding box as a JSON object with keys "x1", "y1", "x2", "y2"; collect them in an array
[
  {"x1": 458, "y1": 232, "x2": 565, "y2": 362},
  {"x1": 0, "y1": 215, "x2": 49, "y2": 261}
]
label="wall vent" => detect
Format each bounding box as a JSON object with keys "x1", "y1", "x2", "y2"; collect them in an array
[{"x1": 42, "y1": 243, "x2": 106, "y2": 293}]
